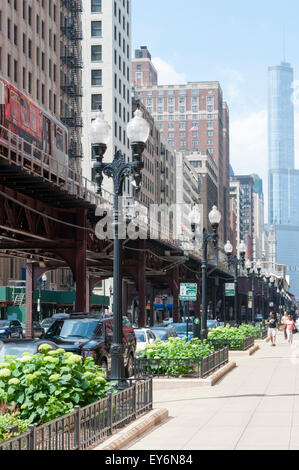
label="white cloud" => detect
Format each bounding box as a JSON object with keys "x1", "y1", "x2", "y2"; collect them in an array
[
  {"x1": 152, "y1": 57, "x2": 187, "y2": 85},
  {"x1": 230, "y1": 108, "x2": 299, "y2": 222},
  {"x1": 230, "y1": 109, "x2": 269, "y2": 217},
  {"x1": 230, "y1": 109, "x2": 268, "y2": 177},
  {"x1": 221, "y1": 68, "x2": 245, "y2": 84}
]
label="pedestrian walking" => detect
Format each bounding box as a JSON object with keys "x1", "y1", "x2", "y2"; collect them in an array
[
  {"x1": 267, "y1": 312, "x2": 278, "y2": 346},
  {"x1": 286, "y1": 315, "x2": 295, "y2": 345},
  {"x1": 281, "y1": 311, "x2": 289, "y2": 340}
]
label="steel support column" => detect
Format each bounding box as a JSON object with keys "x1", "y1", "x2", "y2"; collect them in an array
[
  {"x1": 172, "y1": 265, "x2": 179, "y2": 323},
  {"x1": 149, "y1": 286, "x2": 155, "y2": 326},
  {"x1": 137, "y1": 241, "x2": 146, "y2": 328},
  {"x1": 25, "y1": 264, "x2": 50, "y2": 339},
  {"x1": 74, "y1": 208, "x2": 87, "y2": 313}
]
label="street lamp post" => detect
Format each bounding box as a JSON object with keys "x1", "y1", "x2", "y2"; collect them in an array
[
  {"x1": 37, "y1": 273, "x2": 47, "y2": 322},
  {"x1": 90, "y1": 109, "x2": 150, "y2": 386},
  {"x1": 257, "y1": 272, "x2": 269, "y2": 329},
  {"x1": 245, "y1": 260, "x2": 262, "y2": 324},
  {"x1": 200, "y1": 206, "x2": 221, "y2": 341},
  {"x1": 224, "y1": 240, "x2": 246, "y2": 325}
]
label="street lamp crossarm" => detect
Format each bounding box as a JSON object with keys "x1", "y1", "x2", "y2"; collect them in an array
[{"x1": 102, "y1": 152, "x2": 135, "y2": 196}]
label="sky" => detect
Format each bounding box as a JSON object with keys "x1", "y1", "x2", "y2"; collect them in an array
[{"x1": 132, "y1": 0, "x2": 299, "y2": 221}]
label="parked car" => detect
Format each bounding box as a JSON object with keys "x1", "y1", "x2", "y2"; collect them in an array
[
  {"x1": 44, "y1": 313, "x2": 136, "y2": 377},
  {"x1": 0, "y1": 320, "x2": 23, "y2": 339},
  {"x1": 40, "y1": 314, "x2": 70, "y2": 334},
  {"x1": 207, "y1": 320, "x2": 219, "y2": 330},
  {"x1": 134, "y1": 328, "x2": 156, "y2": 351},
  {"x1": 41, "y1": 317, "x2": 56, "y2": 333},
  {"x1": 171, "y1": 322, "x2": 193, "y2": 340},
  {"x1": 0, "y1": 339, "x2": 58, "y2": 362},
  {"x1": 150, "y1": 326, "x2": 178, "y2": 341},
  {"x1": 21, "y1": 321, "x2": 45, "y2": 339}
]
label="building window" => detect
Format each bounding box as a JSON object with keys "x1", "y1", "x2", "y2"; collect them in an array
[
  {"x1": 91, "y1": 44, "x2": 102, "y2": 61},
  {"x1": 91, "y1": 93, "x2": 102, "y2": 110},
  {"x1": 91, "y1": 0, "x2": 102, "y2": 12},
  {"x1": 91, "y1": 69, "x2": 102, "y2": 86},
  {"x1": 91, "y1": 21, "x2": 102, "y2": 37}
]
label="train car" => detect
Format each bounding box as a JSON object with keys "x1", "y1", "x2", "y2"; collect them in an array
[{"x1": 0, "y1": 75, "x2": 69, "y2": 168}]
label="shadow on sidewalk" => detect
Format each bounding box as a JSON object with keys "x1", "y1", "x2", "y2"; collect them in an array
[{"x1": 155, "y1": 392, "x2": 299, "y2": 405}]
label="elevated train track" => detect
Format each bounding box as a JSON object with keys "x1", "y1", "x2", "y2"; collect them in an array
[{"x1": 0, "y1": 123, "x2": 232, "y2": 334}]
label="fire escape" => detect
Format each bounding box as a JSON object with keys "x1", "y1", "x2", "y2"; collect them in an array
[{"x1": 60, "y1": 0, "x2": 83, "y2": 159}]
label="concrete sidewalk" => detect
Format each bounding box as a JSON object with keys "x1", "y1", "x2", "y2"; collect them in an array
[{"x1": 125, "y1": 333, "x2": 299, "y2": 450}]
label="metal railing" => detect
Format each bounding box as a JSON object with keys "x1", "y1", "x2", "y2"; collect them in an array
[
  {"x1": 0, "y1": 378, "x2": 152, "y2": 451},
  {"x1": 208, "y1": 335, "x2": 254, "y2": 351},
  {"x1": 134, "y1": 348, "x2": 229, "y2": 379},
  {"x1": 200, "y1": 347, "x2": 229, "y2": 378},
  {"x1": 0, "y1": 123, "x2": 113, "y2": 209},
  {"x1": 260, "y1": 328, "x2": 268, "y2": 340},
  {"x1": 0, "y1": 124, "x2": 178, "y2": 246}
]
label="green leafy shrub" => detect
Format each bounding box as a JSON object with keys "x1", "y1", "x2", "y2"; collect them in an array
[
  {"x1": 0, "y1": 404, "x2": 30, "y2": 443},
  {"x1": 136, "y1": 337, "x2": 215, "y2": 376},
  {"x1": 238, "y1": 324, "x2": 261, "y2": 339},
  {"x1": 0, "y1": 344, "x2": 116, "y2": 426},
  {"x1": 208, "y1": 324, "x2": 254, "y2": 350}
]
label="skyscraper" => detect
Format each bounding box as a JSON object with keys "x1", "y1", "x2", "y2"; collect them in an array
[
  {"x1": 268, "y1": 62, "x2": 294, "y2": 225},
  {"x1": 81, "y1": 0, "x2": 132, "y2": 197},
  {"x1": 268, "y1": 61, "x2": 299, "y2": 297}
]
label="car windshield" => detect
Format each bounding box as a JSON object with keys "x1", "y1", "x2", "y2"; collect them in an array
[
  {"x1": 0, "y1": 342, "x2": 37, "y2": 361},
  {"x1": 135, "y1": 331, "x2": 146, "y2": 342},
  {"x1": 152, "y1": 329, "x2": 167, "y2": 340},
  {"x1": 0, "y1": 321, "x2": 9, "y2": 328},
  {"x1": 207, "y1": 320, "x2": 218, "y2": 329},
  {"x1": 41, "y1": 318, "x2": 54, "y2": 327},
  {"x1": 172, "y1": 324, "x2": 192, "y2": 334},
  {"x1": 45, "y1": 319, "x2": 101, "y2": 340}
]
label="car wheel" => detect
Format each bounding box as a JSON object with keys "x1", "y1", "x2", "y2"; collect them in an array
[
  {"x1": 125, "y1": 353, "x2": 134, "y2": 378},
  {"x1": 100, "y1": 359, "x2": 108, "y2": 378}
]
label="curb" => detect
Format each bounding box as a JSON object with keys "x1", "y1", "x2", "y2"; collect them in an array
[
  {"x1": 209, "y1": 361, "x2": 237, "y2": 386},
  {"x1": 92, "y1": 408, "x2": 169, "y2": 451},
  {"x1": 249, "y1": 344, "x2": 260, "y2": 356},
  {"x1": 151, "y1": 361, "x2": 236, "y2": 388}
]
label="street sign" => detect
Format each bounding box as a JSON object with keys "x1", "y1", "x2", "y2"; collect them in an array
[
  {"x1": 208, "y1": 254, "x2": 218, "y2": 266},
  {"x1": 179, "y1": 283, "x2": 197, "y2": 301},
  {"x1": 225, "y1": 283, "x2": 235, "y2": 297}
]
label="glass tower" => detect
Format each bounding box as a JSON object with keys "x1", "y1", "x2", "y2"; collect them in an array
[
  {"x1": 268, "y1": 62, "x2": 295, "y2": 225},
  {"x1": 268, "y1": 61, "x2": 299, "y2": 298}
]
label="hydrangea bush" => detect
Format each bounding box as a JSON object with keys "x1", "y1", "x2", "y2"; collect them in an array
[
  {"x1": 0, "y1": 405, "x2": 30, "y2": 443},
  {"x1": 136, "y1": 337, "x2": 215, "y2": 376},
  {"x1": 238, "y1": 324, "x2": 262, "y2": 339},
  {"x1": 0, "y1": 344, "x2": 116, "y2": 426},
  {"x1": 208, "y1": 324, "x2": 255, "y2": 350}
]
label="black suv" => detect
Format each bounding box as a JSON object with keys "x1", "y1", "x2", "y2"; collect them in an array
[{"x1": 44, "y1": 313, "x2": 136, "y2": 377}]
